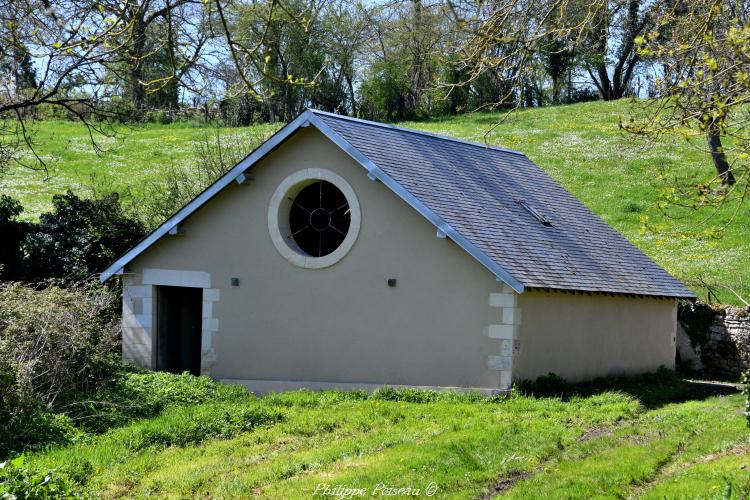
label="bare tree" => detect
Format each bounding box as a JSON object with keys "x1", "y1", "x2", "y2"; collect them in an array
[
  {"x1": 582, "y1": 0, "x2": 654, "y2": 101},
  {"x1": 442, "y1": 0, "x2": 601, "y2": 114},
  {"x1": 0, "y1": 0, "x2": 313, "y2": 172},
  {"x1": 95, "y1": 0, "x2": 210, "y2": 114},
  {"x1": 0, "y1": 0, "x2": 135, "y2": 170}
]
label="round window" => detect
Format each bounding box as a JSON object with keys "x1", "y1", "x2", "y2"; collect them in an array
[
  {"x1": 289, "y1": 180, "x2": 351, "y2": 257},
  {"x1": 268, "y1": 169, "x2": 361, "y2": 269}
]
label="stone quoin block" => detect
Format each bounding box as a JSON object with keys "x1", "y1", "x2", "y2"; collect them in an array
[
  {"x1": 487, "y1": 355, "x2": 512, "y2": 371},
  {"x1": 501, "y1": 307, "x2": 521, "y2": 325},
  {"x1": 484, "y1": 324, "x2": 515, "y2": 340},
  {"x1": 489, "y1": 292, "x2": 515, "y2": 308}
]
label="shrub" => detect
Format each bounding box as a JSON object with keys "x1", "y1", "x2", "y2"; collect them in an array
[
  {"x1": 116, "y1": 371, "x2": 237, "y2": 407},
  {"x1": 370, "y1": 387, "x2": 490, "y2": 404},
  {"x1": 516, "y1": 373, "x2": 573, "y2": 398},
  {"x1": 0, "y1": 411, "x2": 83, "y2": 460},
  {"x1": 0, "y1": 282, "x2": 119, "y2": 456},
  {"x1": 0, "y1": 195, "x2": 30, "y2": 281},
  {"x1": 64, "y1": 371, "x2": 250, "y2": 433},
  {"x1": 678, "y1": 301, "x2": 716, "y2": 351},
  {"x1": 135, "y1": 129, "x2": 270, "y2": 229},
  {"x1": 144, "y1": 109, "x2": 173, "y2": 124},
  {"x1": 0, "y1": 192, "x2": 145, "y2": 284},
  {"x1": 218, "y1": 95, "x2": 261, "y2": 127},
  {"x1": 569, "y1": 86, "x2": 601, "y2": 103},
  {"x1": 0, "y1": 455, "x2": 88, "y2": 499},
  {"x1": 22, "y1": 191, "x2": 146, "y2": 283},
  {"x1": 517, "y1": 368, "x2": 696, "y2": 409},
  {"x1": 372, "y1": 387, "x2": 440, "y2": 403}
]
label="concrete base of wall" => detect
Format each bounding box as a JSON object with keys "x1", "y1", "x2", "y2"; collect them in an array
[{"x1": 221, "y1": 378, "x2": 508, "y2": 396}]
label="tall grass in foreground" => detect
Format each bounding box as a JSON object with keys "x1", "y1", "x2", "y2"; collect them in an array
[{"x1": 3, "y1": 370, "x2": 747, "y2": 499}]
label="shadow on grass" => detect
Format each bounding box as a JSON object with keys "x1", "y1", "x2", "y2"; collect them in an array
[{"x1": 516, "y1": 368, "x2": 741, "y2": 410}]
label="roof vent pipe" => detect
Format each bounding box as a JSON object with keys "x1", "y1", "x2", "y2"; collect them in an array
[{"x1": 518, "y1": 201, "x2": 553, "y2": 227}]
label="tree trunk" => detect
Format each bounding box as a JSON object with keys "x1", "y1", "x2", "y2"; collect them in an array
[
  {"x1": 345, "y1": 73, "x2": 357, "y2": 115},
  {"x1": 590, "y1": 15, "x2": 613, "y2": 100},
  {"x1": 267, "y1": 99, "x2": 276, "y2": 124},
  {"x1": 552, "y1": 75, "x2": 561, "y2": 105},
  {"x1": 596, "y1": 64, "x2": 614, "y2": 100},
  {"x1": 524, "y1": 79, "x2": 534, "y2": 107},
  {"x1": 706, "y1": 120, "x2": 736, "y2": 185},
  {"x1": 129, "y1": 14, "x2": 147, "y2": 115},
  {"x1": 408, "y1": 0, "x2": 425, "y2": 114}
]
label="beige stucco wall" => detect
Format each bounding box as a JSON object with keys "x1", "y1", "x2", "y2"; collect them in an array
[
  {"x1": 514, "y1": 290, "x2": 677, "y2": 382},
  {"x1": 126, "y1": 127, "x2": 509, "y2": 390}
]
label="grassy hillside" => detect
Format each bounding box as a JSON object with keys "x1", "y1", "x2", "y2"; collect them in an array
[
  {"x1": 10, "y1": 373, "x2": 749, "y2": 498},
  {"x1": 1, "y1": 100, "x2": 747, "y2": 303}
]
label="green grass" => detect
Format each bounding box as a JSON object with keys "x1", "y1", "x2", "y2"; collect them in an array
[
  {"x1": 12, "y1": 374, "x2": 749, "y2": 498},
  {"x1": 2, "y1": 100, "x2": 748, "y2": 302},
  {"x1": 1, "y1": 120, "x2": 280, "y2": 218}
]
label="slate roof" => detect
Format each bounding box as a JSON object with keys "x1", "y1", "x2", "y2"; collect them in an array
[
  {"x1": 311, "y1": 110, "x2": 694, "y2": 298},
  {"x1": 101, "y1": 108, "x2": 695, "y2": 299}
]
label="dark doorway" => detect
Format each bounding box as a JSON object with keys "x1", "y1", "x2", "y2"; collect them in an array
[{"x1": 156, "y1": 285, "x2": 203, "y2": 376}]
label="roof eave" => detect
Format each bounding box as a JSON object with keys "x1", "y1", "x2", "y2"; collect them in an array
[{"x1": 523, "y1": 285, "x2": 696, "y2": 300}]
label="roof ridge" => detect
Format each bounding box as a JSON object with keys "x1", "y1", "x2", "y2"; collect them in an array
[{"x1": 308, "y1": 108, "x2": 526, "y2": 157}]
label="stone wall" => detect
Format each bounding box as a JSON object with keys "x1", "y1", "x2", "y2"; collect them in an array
[{"x1": 677, "y1": 304, "x2": 750, "y2": 380}]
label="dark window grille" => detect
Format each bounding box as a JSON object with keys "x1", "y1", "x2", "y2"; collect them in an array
[{"x1": 288, "y1": 181, "x2": 351, "y2": 257}]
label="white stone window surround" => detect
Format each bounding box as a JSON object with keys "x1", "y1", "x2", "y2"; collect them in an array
[
  {"x1": 268, "y1": 168, "x2": 361, "y2": 269},
  {"x1": 122, "y1": 268, "x2": 220, "y2": 376}
]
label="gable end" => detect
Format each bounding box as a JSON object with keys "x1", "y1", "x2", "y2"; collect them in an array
[{"x1": 100, "y1": 110, "x2": 525, "y2": 293}]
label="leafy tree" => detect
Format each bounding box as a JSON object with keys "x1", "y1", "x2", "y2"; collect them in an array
[
  {"x1": 22, "y1": 192, "x2": 146, "y2": 283},
  {"x1": 0, "y1": 44, "x2": 37, "y2": 93},
  {"x1": 213, "y1": 0, "x2": 317, "y2": 122},
  {"x1": 543, "y1": 39, "x2": 576, "y2": 104},
  {"x1": 540, "y1": 4, "x2": 583, "y2": 105},
  {"x1": 360, "y1": 59, "x2": 411, "y2": 120},
  {"x1": 220, "y1": 0, "x2": 371, "y2": 121},
  {"x1": 359, "y1": 0, "x2": 444, "y2": 119},
  {"x1": 434, "y1": 55, "x2": 470, "y2": 114},
  {"x1": 317, "y1": 0, "x2": 371, "y2": 115}
]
